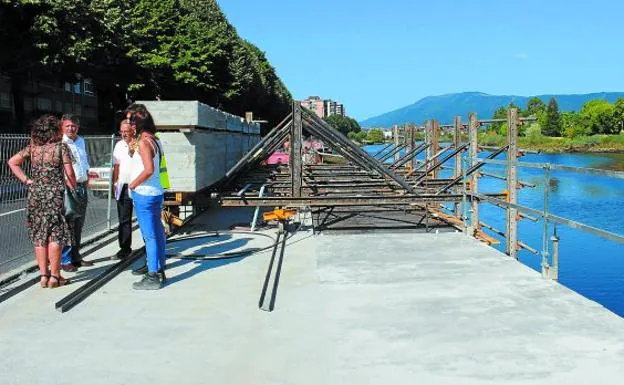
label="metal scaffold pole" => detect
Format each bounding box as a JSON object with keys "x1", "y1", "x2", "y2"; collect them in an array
[
  {"x1": 453, "y1": 116, "x2": 462, "y2": 218},
  {"x1": 468, "y1": 113, "x2": 479, "y2": 234},
  {"x1": 393, "y1": 125, "x2": 400, "y2": 163},
  {"x1": 431, "y1": 119, "x2": 440, "y2": 179},
  {"x1": 506, "y1": 108, "x2": 519, "y2": 259},
  {"x1": 291, "y1": 102, "x2": 303, "y2": 198}
]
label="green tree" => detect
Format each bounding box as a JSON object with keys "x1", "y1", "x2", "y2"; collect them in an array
[
  {"x1": 0, "y1": 0, "x2": 118, "y2": 130},
  {"x1": 491, "y1": 106, "x2": 507, "y2": 133},
  {"x1": 323, "y1": 115, "x2": 361, "y2": 136},
  {"x1": 355, "y1": 131, "x2": 367, "y2": 142},
  {"x1": 0, "y1": 0, "x2": 293, "y2": 132},
  {"x1": 542, "y1": 97, "x2": 562, "y2": 136},
  {"x1": 561, "y1": 111, "x2": 589, "y2": 138},
  {"x1": 525, "y1": 97, "x2": 546, "y2": 117},
  {"x1": 579, "y1": 100, "x2": 616, "y2": 134},
  {"x1": 366, "y1": 128, "x2": 385, "y2": 143},
  {"x1": 613, "y1": 98, "x2": 624, "y2": 134}
]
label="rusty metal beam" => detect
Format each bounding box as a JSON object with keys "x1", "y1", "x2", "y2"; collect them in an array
[
  {"x1": 469, "y1": 113, "x2": 479, "y2": 234},
  {"x1": 220, "y1": 194, "x2": 466, "y2": 207},
  {"x1": 431, "y1": 119, "x2": 441, "y2": 178},
  {"x1": 302, "y1": 111, "x2": 414, "y2": 192},
  {"x1": 389, "y1": 143, "x2": 429, "y2": 169},
  {"x1": 435, "y1": 144, "x2": 508, "y2": 194},
  {"x1": 291, "y1": 103, "x2": 303, "y2": 197},
  {"x1": 506, "y1": 108, "x2": 519, "y2": 259},
  {"x1": 453, "y1": 115, "x2": 463, "y2": 217}
]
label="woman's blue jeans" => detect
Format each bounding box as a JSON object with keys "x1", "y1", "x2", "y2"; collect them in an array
[{"x1": 132, "y1": 192, "x2": 166, "y2": 273}]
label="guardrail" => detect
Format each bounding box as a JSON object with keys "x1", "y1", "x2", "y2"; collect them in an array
[{"x1": 467, "y1": 158, "x2": 624, "y2": 280}]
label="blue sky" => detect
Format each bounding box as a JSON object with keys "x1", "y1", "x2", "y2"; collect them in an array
[{"x1": 219, "y1": 0, "x2": 624, "y2": 121}]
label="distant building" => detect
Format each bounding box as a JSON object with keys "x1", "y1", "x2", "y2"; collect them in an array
[
  {"x1": 0, "y1": 74, "x2": 98, "y2": 133},
  {"x1": 335, "y1": 103, "x2": 345, "y2": 116},
  {"x1": 299, "y1": 96, "x2": 346, "y2": 119},
  {"x1": 300, "y1": 96, "x2": 325, "y2": 118}
]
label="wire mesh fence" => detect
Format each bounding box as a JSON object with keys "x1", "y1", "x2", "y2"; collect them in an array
[{"x1": 0, "y1": 134, "x2": 117, "y2": 277}]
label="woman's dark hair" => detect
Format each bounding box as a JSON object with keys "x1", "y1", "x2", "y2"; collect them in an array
[
  {"x1": 30, "y1": 114, "x2": 60, "y2": 146},
  {"x1": 123, "y1": 103, "x2": 157, "y2": 135}
]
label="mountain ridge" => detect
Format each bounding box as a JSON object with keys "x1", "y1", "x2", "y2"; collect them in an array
[{"x1": 360, "y1": 91, "x2": 624, "y2": 128}]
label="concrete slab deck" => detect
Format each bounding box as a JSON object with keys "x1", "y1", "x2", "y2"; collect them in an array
[{"x1": 0, "y1": 214, "x2": 623, "y2": 384}]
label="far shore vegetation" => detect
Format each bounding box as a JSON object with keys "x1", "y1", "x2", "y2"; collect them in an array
[{"x1": 351, "y1": 97, "x2": 624, "y2": 153}]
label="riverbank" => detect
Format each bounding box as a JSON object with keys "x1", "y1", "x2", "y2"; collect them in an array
[
  {"x1": 362, "y1": 133, "x2": 624, "y2": 154},
  {"x1": 479, "y1": 133, "x2": 624, "y2": 154}
]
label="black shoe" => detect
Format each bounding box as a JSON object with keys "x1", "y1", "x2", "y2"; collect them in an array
[
  {"x1": 78, "y1": 259, "x2": 94, "y2": 267},
  {"x1": 132, "y1": 264, "x2": 148, "y2": 276},
  {"x1": 113, "y1": 249, "x2": 132, "y2": 260},
  {"x1": 62, "y1": 264, "x2": 78, "y2": 273},
  {"x1": 158, "y1": 268, "x2": 167, "y2": 283},
  {"x1": 132, "y1": 272, "x2": 162, "y2": 290}
]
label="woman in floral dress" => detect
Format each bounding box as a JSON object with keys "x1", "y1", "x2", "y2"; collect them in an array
[{"x1": 7, "y1": 115, "x2": 77, "y2": 288}]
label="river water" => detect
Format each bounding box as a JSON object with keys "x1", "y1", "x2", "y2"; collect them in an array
[{"x1": 364, "y1": 144, "x2": 624, "y2": 317}]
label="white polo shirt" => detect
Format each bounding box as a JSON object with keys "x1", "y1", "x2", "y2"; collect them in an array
[
  {"x1": 113, "y1": 139, "x2": 133, "y2": 199},
  {"x1": 62, "y1": 134, "x2": 90, "y2": 183}
]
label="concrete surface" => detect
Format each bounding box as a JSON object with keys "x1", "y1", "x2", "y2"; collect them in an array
[{"x1": 1, "y1": 216, "x2": 623, "y2": 384}]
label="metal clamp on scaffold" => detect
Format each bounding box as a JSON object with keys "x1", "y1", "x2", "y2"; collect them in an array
[{"x1": 258, "y1": 209, "x2": 296, "y2": 312}]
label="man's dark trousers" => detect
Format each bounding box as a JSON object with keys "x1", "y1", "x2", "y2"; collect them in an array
[{"x1": 116, "y1": 184, "x2": 133, "y2": 254}]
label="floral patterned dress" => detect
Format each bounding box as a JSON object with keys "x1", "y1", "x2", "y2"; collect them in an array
[{"x1": 19, "y1": 142, "x2": 74, "y2": 247}]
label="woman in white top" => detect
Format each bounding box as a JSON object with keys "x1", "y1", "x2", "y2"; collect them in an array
[{"x1": 125, "y1": 104, "x2": 166, "y2": 290}]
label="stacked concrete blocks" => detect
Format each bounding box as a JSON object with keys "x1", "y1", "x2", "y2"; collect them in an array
[{"x1": 137, "y1": 100, "x2": 261, "y2": 192}]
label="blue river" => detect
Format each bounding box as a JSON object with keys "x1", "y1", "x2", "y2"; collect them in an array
[{"x1": 364, "y1": 144, "x2": 624, "y2": 317}]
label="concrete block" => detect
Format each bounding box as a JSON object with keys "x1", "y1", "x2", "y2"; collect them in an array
[
  {"x1": 137, "y1": 100, "x2": 199, "y2": 127},
  {"x1": 226, "y1": 116, "x2": 243, "y2": 132},
  {"x1": 135, "y1": 100, "x2": 261, "y2": 192}
]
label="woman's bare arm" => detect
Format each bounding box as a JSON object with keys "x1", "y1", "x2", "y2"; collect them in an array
[
  {"x1": 7, "y1": 151, "x2": 32, "y2": 185},
  {"x1": 64, "y1": 162, "x2": 77, "y2": 189}
]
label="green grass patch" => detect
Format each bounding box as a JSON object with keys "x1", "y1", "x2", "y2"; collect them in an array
[{"x1": 477, "y1": 133, "x2": 624, "y2": 153}]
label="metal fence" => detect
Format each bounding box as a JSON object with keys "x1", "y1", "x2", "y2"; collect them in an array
[{"x1": 0, "y1": 134, "x2": 117, "y2": 277}]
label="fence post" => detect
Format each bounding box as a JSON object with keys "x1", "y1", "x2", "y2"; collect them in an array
[
  {"x1": 424, "y1": 120, "x2": 432, "y2": 167},
  {"x1": 453, "y1": 116, "x2": 462, "y2": 218},
  {"x1": 506, "y1": 108, "x2": 519, "y2": 259},
  {"x1": 541, "y1": 165, "x2": 551, "y2": 278},
  {"x1": 469, "y1": 113, "x2": 479, "y2": 234},
  {"x1": 406, "y1": 124, "x2": 414, "y2": 171},
  {"x1": 393, "y1": 124, "x2": 400, "y2": 163},
  {"x1": 106, "y1": 134, "x2": 115, "y2": 230},
  {"x1": 550, "y1": 226, "x2": 559, "y2": 281},
  {"x1": 431, "y1": 119, "x2": 440, "y2": 179},
  {"x1": 291, "y1": 102, "x2": 303, "y2": 198},
  {"x1": 461, "y1": 154, "x2": 469, "y2": 234}
]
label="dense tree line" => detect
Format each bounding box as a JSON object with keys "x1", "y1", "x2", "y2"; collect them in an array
[
  {"x1": 491, "y1": 97, "x2": 624, "y2": 138},
  {"x1": 323, "y1": 114, "x2": 361, "y2": 136},
  {"x1": 0, "y1": 0, "x2": 292, "y2": 133}
]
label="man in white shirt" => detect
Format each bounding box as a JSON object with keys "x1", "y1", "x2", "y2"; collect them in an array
[
  {"x1": 112, "y1": 120, "x2": 136, "y2": 259},
  {"x1": 61, "y1": 114, "x2": 94, "y2": 271}
]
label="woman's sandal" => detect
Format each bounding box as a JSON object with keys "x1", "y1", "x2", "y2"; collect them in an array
[
  {"x1": 47, "y1": 275, "x2": 69, "y2": 288},
  {"x1": 40, "y1": 274, "x2": 50, "y2": 288}
]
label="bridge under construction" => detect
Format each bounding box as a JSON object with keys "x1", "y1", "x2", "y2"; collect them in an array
[{"x1": 1, "y1": 102, "x2": 623, "y2": 384}]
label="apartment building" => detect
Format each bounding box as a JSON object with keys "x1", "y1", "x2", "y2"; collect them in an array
[
  {"x1": 0, "y1": 75, "x2": 98, "y2": 133},
  {"x1": 299, "y1": 96, "x2": 346, "y2": 119}
]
